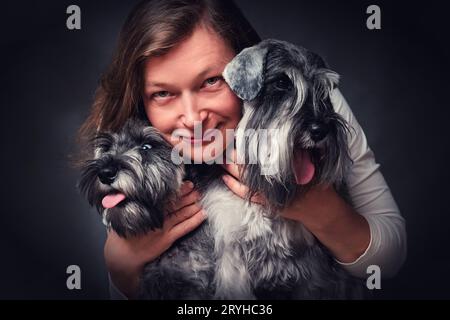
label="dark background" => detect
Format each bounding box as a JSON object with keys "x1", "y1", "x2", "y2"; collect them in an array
[{"x1": 1, "y1": 0, "x2": 449, "y2": 299}]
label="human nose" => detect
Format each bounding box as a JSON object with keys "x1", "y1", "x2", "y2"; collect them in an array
[{"x1": 180, "y1": 92, "x2": 208, "y2": 129}]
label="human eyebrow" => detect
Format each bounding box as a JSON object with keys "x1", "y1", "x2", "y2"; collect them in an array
[
  {"x1": 145, "y1": 81, "x2": 173, "y2": 89},
  {"x1": 145, "y1": 65, "x2": 224, "y2": 89},
  {"x1": 196, "y1": 66, "x2": 217, "y2": 80}
]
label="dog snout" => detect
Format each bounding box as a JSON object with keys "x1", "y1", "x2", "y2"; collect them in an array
[
  {"x1": 309, "y1": 121, "x2": 329, "y2": 142},
  {"x1": 98, "y1": 166, "x2": 118, "y2": 185}
]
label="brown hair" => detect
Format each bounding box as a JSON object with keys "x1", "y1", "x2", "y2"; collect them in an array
[{"x1": 75, "y1": 0, "x2": 260, "y2": 163}]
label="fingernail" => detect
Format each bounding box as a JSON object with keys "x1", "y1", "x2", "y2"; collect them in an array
[
  {"x1": 222, "y1": 175, "x2": 229, "y2": 182},
  {"x1": 187, "y1": 181, "x2": 194, "y2": 188}
]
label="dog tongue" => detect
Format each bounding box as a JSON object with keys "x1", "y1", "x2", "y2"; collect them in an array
[
  {"x1": 102, "y1": 193, "x2": 126, "y2": 209},
  {"x1": 293, "y1": 149, "x2": 315, "y2": 185}
]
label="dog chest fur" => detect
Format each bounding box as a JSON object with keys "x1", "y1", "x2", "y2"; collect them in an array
[{"x1": 200, "y1": 178, "x2": 316, "y2": 299}]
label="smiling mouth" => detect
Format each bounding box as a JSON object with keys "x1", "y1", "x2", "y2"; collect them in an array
[
  {"x1": 182, "y1": 125, "x2": 222, "y2": 144},
  {"x1": 184, "y1": 137, "x2": 213, "y2": 145}
]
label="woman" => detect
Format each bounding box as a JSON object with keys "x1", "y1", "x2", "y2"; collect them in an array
[{"x1": 78, "y1": 0, "x2": 406, "y2": 299}]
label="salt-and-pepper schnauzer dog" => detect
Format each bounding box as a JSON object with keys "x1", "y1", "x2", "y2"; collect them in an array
[{"x1": 79, "y1": 39, "x2": 365, "y2": 299}]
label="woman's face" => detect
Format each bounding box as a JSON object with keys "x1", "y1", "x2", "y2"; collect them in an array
[{"x1": 143, "y1": 24, "x2": 242, "y2": 163}]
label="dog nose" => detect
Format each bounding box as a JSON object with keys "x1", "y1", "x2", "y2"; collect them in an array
[
  {"x1": 98, "y1": 166, "x2": 118, "y2": 185},
  {"x1": 309, "y1": 122, "x2": 329, "y2": 142}
]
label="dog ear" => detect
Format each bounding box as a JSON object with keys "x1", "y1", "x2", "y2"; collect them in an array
[{"x1": 223, "y1": 44, "x2": 269, "y2": 101}]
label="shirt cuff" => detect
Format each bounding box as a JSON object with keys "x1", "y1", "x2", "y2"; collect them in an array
[
  {"x1": 334, "y1": 213, "x2": 406, "y2": 279},
  {"x1": 334, "y1": 215, "x2": 375, "y2": 278}
]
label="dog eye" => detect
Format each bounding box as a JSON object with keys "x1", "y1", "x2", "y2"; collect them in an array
[
  {"x1": 141, "y1": 143, "x2": 152, "y2": 151},
  {"x1": 93, "y1": 134, "x2": 113, "y2": 152},
  {"x1": 96, "y1": 142, "x2": 111, "y2": 153},
  {"x1": 273, "y1": 74, "x2": 293, "y2": 91}
]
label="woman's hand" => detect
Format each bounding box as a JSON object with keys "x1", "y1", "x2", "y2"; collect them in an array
[
  {"x1": 220, "y1": 149, "x2": 267, "y2": 206},
  {"x1": 104, "y1": 181, "x2": 206, "y2": 299},
  {"x1": 221, "y1": 149, "x2": 370, "y2": 264}
]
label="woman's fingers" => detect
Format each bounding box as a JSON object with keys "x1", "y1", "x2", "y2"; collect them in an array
[
  {"x1": 222, "y1": 162, "x2": 242, "y2": 180},
  {"x1": 167, "y1": 180, "x2": 194, "y2": 212},
  {"x1": 168, "y1": 209, "x2": 207, "y2": 242},
  {"x1": 222, "y1": 149, "x2": 243, "y2": 179},
  {"x1": 174, "y1": 189, "x2": 201, "y2": 211},
  {"x1": 221, "y1": 149, "x2": 267, "y2": 205},
  {"x1": 166, "y1": 181, "x2": 197, "y2": 213},
  {"x1": 164, "y1": 178, "x2": 203, "y2": 229},
  {"x1": 166, "y1": 201, "x2": 202, "y2": 229},
  {"x1": 180, "y1": 180, "x2": 194, "y2": 196},
  {"x1": 221, "y1": 174, "x2": 266, "y2": 205},
  {"x1": 221, "y1": 148, "x2": 244, "y2": 179}
]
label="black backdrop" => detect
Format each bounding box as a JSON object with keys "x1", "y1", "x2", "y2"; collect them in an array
[{"x1": 1, "y1": 0, "x2": 449, "y2": 299}]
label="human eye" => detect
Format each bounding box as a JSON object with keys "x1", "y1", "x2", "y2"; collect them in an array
[
  {"x1": 151, "y1": 91, "x2": 173, "y2": 100},
  {"x1": 202, "y1": 76, "x2": 223, "y2": 88}
]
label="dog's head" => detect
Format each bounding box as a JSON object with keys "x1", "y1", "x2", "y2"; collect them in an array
[
  {"x1": 78, "y1": 119, "x2": 184, "y2": 237},
  {"x1": 223, "y1": 39, "x2": 351, "y2": 210}
]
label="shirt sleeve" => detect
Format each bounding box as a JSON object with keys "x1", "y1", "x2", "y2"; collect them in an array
[{"x1": 330, "y1": 88, "x2": 407, "y2": 279}]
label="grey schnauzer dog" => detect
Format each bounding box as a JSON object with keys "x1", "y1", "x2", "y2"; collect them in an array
[
  {"x1": 78, "y1": 119, "x2": 216, "y2": 299},
  {"x1": 79, "y1": 39, "x2": 365, "y2": 299},
  {"x1": 218, "y1": 39, "x2": 365, "y2": 299},
  {"x1": 223, "y1": 39, "x2": 351, "y2": 210}
]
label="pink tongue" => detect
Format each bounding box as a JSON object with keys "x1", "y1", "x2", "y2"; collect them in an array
[
  {"x1": 293, "y1": 149, "x2": 315, "y2": 185},
  {"x1": 102, "y1": 193, "x2": 126, "y2": 209}
]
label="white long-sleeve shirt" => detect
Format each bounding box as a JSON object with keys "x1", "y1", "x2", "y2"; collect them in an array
[
  {"x1": 109, "y1": 89, "x2": 407, "y2": 299},
  {"x1": 331, "y1": 88, "x2": 407, "y2": 278}
]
